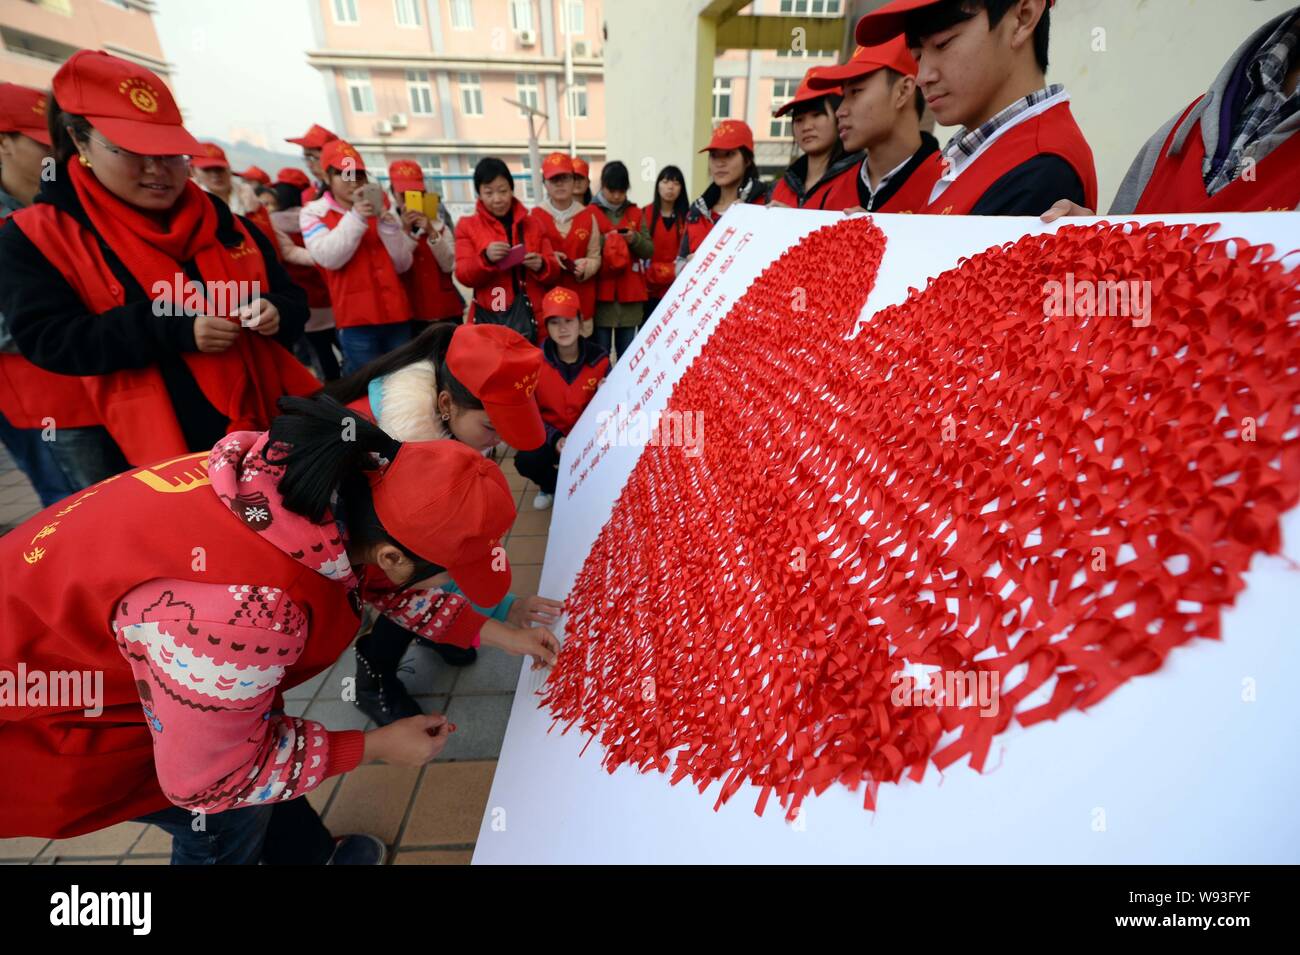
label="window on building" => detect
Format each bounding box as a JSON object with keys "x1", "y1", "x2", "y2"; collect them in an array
[
  {"x1": 770, "y1": 78, "x2": 798, "y2": 138},
  {"x1": 712, "y1": 77, "x2": 732, "y2": 122},
  {"x1": 775, "y1": 48, "x2": 835, "y2": 58},
  {"x1": 394, "y1": 0, "x2": 421, "y2": 27},
  {"x1": 459, "y1": 72, "x2": 483, "y2": 116},
  {"x1": 419, "y1": 156, "x2": 444, "y2": 178},
  {"x1": 779, "y1": 0, "x2": 841, "y2": 12},
  {"x1": 407, "y1": 70, "x2": 434, "y2": 115},
  {"x1": 562, "y1": 0, "x2": 584, "y2": 34},
  {"x1": 516, "y1": 73, "x2": 540, "y2": 115},
  {"x1": 509, "y1": 0, "x2": 534, "y2": 33},
  {"x1": 449, "y1": 0, "x2": 474, "y2": 31},
  {"x1": 567, "y1": 75, "x2": 588, "y2": 119},
  {"x1": 332, "y1": 0, "x2": 359, "y2": 24},
  {"x1": 344, "y1": 68, "x2": 375, "y2": 114},
  {"x1": 517, "y1": 154, "x2": 536, "y2": 202}
]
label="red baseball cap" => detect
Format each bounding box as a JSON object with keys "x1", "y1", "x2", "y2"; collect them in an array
[
  {"x1": 855, "y1": 0, "x2": 1055, "y2": 46},
  {"x1": 320, "y1": 139, "x2": 364, "y2": 174},
  {"x1": 286, "y1": 123, "x2": 339, "y2": 149},
  {"x1": 51, "y1": 50, "x2": 202, "y2": 156},
  {"x1": 0, "y1": 83, "x2": 53, "y2": 146},
  {"x1": 542, "y1": 151, "x2": 574, "y2": 180},
  {"x1": 542, "y1": 287, "x2": 581, "y2": 321},
  {"x1": 773, "y1": 67, "x2": 841, "y2": 117},
  {"x1": 807, "y1": 36, "x2": 919, "y2": 89},
  {"x1": 369, "y1": 440, "x2": 516, "y2": 606},
  {"x1": 571, "y1": 157, "x2": 590, "y2": 178},
  {"x1": 388, "y1": 159, "x2": 425, "y2": 193},
  {"x1": 446, "y1": 324, "x2": 546, "y2": 451},
  {"x1": 700, "y1": 119, "x2": 754, "y2": 153},
  {"x1": 191, "y1": 142, "x2": 229, "y2": 170},
  {"x1": 275, "y1": 167, "x2": 311, "y2": 190},
  {"x1": 235, "y1": 165, "x2": 271, "y2": 185}
]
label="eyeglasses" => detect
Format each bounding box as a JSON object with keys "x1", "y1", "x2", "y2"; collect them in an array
[{"x1": 88, "y1": 133, "x2": 190, "y2": 167}]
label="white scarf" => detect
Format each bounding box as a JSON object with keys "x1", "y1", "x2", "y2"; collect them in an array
[{"x1": 538, "y1": 194, "x2": 583, "y2": 235}]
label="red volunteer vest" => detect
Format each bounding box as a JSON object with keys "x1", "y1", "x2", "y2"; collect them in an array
[
  {"x1": 817, "y1": 152, "x2": 945, "y2": 213},
  {"x1": 1134, "y1": 96, "x2": 1300, "y2": 213},
  {"x1": 403, "y1": 235, "x2": 464, "y2": 322},
  {"x1": 0, "y1": 453, "x2": 360, "y2": 838},
  {"x1": 13, "y1": 205, "x2": 321, "y2": 466},
  {"x1": 535, "y1": 354, "x2": 610, "y2": 435},
  {"x1": 642, "y1": 205, "x2": 684, "y2": 298},
  {"x1": 0, "y1": 209, "x2": 99, "y2": 430},
  {"x1": 923, "y1": 102, "x2": 1098, "y2": 215},
  {"x1": 770, "y1": 162, "x2": 860, "y2": 211},
  {"x1": 284, "y1": 228, "x2": 332, "y2": 309},
  {"x1": 590, "y1": 205, "x2": 648, "y2": 304},
  {"x1": 532, "y1": 206, "x2": 599, "y2": 321},
  {"x1": 318, "y1": 207, "x2": 412, "y2": 329}
]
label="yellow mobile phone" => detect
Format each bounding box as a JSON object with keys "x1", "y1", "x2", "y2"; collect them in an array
[
  {"x1": 403, "y1": 189, "x2": 424, "y2": 212},
  {"x1": 423, "y1": 192, "x2": 440, "y2": 220}
]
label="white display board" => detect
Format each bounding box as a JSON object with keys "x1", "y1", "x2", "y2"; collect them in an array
[{"x1": 475, "y1": 206, "x2": 1300, "y2": 864}]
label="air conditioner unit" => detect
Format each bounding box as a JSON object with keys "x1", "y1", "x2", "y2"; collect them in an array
[
  {"x1": 517, "y1": 28, "x2": 536, "y2": 46},
  {"x1": 390, "y1": 113, "x2": 408, "y2": 129},
  {"x1": 375, "y1": 119, "x2": 393, "y2": 135},
  {"x1": 572, "y1": 40, "x2": 589, "y2": 57}
]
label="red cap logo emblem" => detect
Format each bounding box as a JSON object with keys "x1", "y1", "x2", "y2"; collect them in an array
[{"x1": 119, "y1": 78, "x2": 159, "y2": 114}]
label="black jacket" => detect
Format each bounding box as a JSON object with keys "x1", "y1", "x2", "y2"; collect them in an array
[{"x1": 0, "y1": 166, "x2": 309, "y2": 452}]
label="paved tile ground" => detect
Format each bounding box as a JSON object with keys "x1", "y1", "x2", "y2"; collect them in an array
[{"x1": 0, "y1": 444, "x2": 552, "y2": 865}]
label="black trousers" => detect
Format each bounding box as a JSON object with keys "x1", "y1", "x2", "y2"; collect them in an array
[{"x1": 515, "y1": 440, "x2": 560, "y2": 495}]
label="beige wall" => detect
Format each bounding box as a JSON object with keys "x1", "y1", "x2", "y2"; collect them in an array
[{"x1": 0, "y1": 0, "x2": 169, "y2": 88}]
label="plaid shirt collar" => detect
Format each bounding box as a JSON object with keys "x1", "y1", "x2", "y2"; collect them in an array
[
  {"x1": 1205, "y1": 11, "x2": 1300, "y2": 194},
  {"x1": 943, "y1": 83, "x2": 1065, "y2": 164}
]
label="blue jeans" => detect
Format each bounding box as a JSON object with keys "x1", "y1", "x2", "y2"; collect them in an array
[
  {"x1": 136, "y1": 804, "x2": 274, "y2": 865},
  {"x1": 0, "y1": 414, "x2": 127, "y2": 508},
  {"x1": 337, "y1": 322, "x2": 415, "y2": 377},
  {"x1": 136, "y1": 795, "x2": 335, "y2": 865},
  {"x1": 594, "y1": 325, "x2": 638, "y2": 365}
]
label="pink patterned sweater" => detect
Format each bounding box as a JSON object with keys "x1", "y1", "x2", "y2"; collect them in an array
[{"x1": 110, "y1": 431, "x2": 485, "y2": 814}]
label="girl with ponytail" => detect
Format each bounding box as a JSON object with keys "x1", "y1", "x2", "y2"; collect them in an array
[
  {"x1": 322, "y1": 321, "x2": 567, "y2": 725},
  {"x1": 0, "y1": 394, "x2": 557, "y2": 864}
]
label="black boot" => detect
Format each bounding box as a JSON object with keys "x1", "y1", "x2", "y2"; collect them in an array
[
  {"x1": 414, "y1": 635, "x2": 478, "y2": 667},
  {"x1": 353, "y1": 647, "x2": 423, "y2": 727}
]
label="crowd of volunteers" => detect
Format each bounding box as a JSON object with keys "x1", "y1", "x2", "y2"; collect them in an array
[{"x1": 0, "y1": 0, "x2": 1297, "y2": 863}]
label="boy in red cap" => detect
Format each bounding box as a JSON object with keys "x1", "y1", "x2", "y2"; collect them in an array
[
  {"x1": 388, "y1": 158, "x2": 463, "y2": 323},
  {"x1": 768, "y1": 67, "x2": 864, "y2": 210},
  {"x1": 285, "y1": 122, "x2": 338, "y2": 192},
  {"x1": 1044, "y1": 7, "x2": 1300, "y2": 219},
  {"x1": 682, "y1": 120, "x2": 769, "y2": 259},
  {"x1": 532, "y1": 151, "x2": 601, "y2": 335},
  {"x1": 300, "y1": 140, "x2": 420, "y2": 374},
  {"x1": 806, "y1": 37, "x2": 943, "y2": 212},
  {"x1": 517, "y1": 286, "x2": 611, "y2": 510},
  {"x1": 855, "y1": 0, "x2": 1095, "y2": 215}
]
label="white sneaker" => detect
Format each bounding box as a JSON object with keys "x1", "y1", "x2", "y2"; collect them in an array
[{"x1": 533, "y1": 492, "x2": 554, "y2": 510}]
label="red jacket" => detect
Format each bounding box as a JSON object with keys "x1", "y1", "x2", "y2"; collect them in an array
[
  {"x1": 642, "y1": 205, "x2": 684, "y2": 299},
  {"x1": 455, "y1": 198, "x2": 558, "y2": 337},
  {"x1": 818, "y1": 150, "x2": 945, "y2": 213},
  {"x1": 404, "y1": 233, "x2": 464, "y2": 322},
  {"x1": 532, "y1": 205, "x2": 599, "y2": 321},
  {"x1": 922, "y1": 102, "x2": 1097, "y2": 215},
  {"x1": 0, "y1": 208, "x2": 99, "y2": 429},
  {"x1": 1134, "y1": 95, "x2": 1300, "y2": 213},
  {"x1": 535, "y1": 338, "x2": 610, "y2": 436},
  {"x1": 315, "y1": 207, "x2": 413, "y2": 329},
  {"x1": 0, "y1": 451, "x2": 359, "y2": 837},
  {"x1": 590, "y1": 205, "x2": 648, "y2": 304},
  {"x1": 12, "y1": 203, "x2": 320, "y2": 466},
  {"x1": 769, "y1": 151, "x2": 864, "y2": 211}
]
